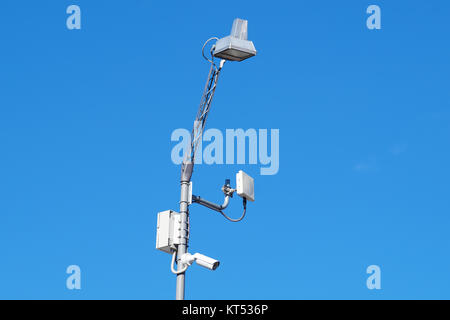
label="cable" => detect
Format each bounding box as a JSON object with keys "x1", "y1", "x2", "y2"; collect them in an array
[
  {"x1": 171, "y1": 250, "x2": 188, "y2": 275},
  {"x1": 219, "y1": 199, "x2": 247, "y2": 223},
  {"x1": 202, "y1": 37, "x2": 219, "y2": 64}
]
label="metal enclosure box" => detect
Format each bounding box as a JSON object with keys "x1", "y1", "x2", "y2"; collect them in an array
[
  {"x1": 236, "y1": 170, "x2": 255, "y2": 202},
  {"x1": 156, "y1": 210, "x2": 182, "y2": 254}
]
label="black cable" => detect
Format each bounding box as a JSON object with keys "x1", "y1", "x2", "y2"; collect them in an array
[{"x1": 219, "y1": 198, "x2": 247, "y2": 223}]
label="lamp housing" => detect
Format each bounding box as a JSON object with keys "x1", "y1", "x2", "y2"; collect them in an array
[{"x1": 213, "y1": 18, "x2": 257, "y2": 62}]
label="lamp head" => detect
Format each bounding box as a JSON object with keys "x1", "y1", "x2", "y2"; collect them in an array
[{"x1": 213, "y1": 18, "x2": 257, "y2": 62}]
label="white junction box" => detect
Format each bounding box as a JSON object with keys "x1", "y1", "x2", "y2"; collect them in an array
[
  {"x1": 156, "y1": 210, "x2": 183, "y2": 254},
  {"x1": 236, "y1": 170, "x2": 255, "y2": 202}
]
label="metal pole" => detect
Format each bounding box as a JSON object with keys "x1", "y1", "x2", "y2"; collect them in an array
[
  {"x1": 174, "y1": 57, "x2": 223, "y2": 300},
  {"x1": 176, "y1": 162, "x2": 193, "y2": 300}
]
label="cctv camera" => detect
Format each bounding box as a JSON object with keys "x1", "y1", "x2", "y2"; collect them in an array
[
  {"x1": 194, "y1": 253, "x2": 220, "y2": 270},
  {"x1": 181, "y1": 253, "x2": 220, "y2": 271}
]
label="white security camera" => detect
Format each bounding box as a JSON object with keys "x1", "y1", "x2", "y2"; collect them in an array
[
  {"x1": 194, "y1": 253, "x2": 220, "y2": 270},
  {"x1": 181, "y1": 253, "x2": 220, "y2": 271}
]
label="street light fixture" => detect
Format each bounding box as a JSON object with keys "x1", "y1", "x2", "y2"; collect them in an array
[
  {"x1": 156, "y1": 18, "x2": 257, "y2": 300},
  {"x1": 213, "y1": 18, "x2": 257, "y2": 62}
]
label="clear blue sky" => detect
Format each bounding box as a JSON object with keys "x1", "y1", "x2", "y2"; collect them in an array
[{"x1": 0, "y1": 0, "x2": 449, "y2": 299}]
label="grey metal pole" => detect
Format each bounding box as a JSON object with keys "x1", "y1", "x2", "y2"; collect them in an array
[
  {"x1": 174, "y1": 56, "x2": 223, "y2": 300},
  {"x1": 176, "y1": 162, "x2": 193, "y2": 300}
]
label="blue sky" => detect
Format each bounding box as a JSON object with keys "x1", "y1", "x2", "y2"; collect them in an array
[{"x1": 0, "y1": 0, "x2": 449, "y2": 299}]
